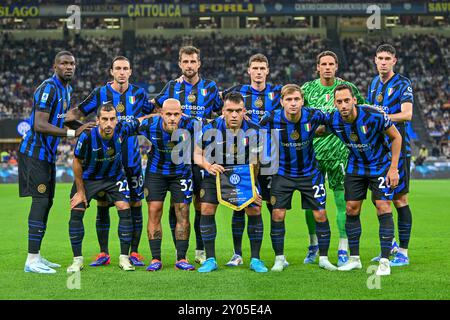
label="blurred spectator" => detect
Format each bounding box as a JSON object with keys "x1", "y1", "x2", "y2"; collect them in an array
[{"x1": 416, "y1": 145, "x2": 428, "y2": 165}]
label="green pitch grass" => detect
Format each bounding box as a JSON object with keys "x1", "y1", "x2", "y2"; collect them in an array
[{"x1": 0, "y1": 180, "x2": 449, "y2": 300}]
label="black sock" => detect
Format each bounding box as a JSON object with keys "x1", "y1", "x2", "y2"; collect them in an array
[
  {"x1": 200, "y1": 215, "x2": 216, "y2": 259},
  {"x1": 378, "y1": 213, "x2": 394, "y2": 259},
  {"x1": 270, "y1": 219, "x2": 285, "y2": 256},
  {"x1": 28, "y1": 198, "x2": 50, "y2": 254},
  {"x1": 194, "y1": 210, "x2": 204, "y2": 251},
  {"x1": 247, "y1": 215, "x2": 263, "y2": 259},
  {"x1": 130, "y1": 206, "x2": 143, "y2": 253},
  {"x1": 96, "y1": 206, "x2": 110, "y2": 254},
  {"x1": 40, "y1": 199, "x2": 53, "y2": 247},
  {"x1": 149, "y1": 239, "x2": 162, "y2": 261},
  {"x1": 118, "y1": 209, "x2": 133, "y2": 255},
  {"x1": 176, "y1": 240, "x2": 189, "y2": 260},
  {"x1": 316, "y1": 219, "x2": 331, "y2": 257},
  {"x1": 346, "y1": 215, "x2": 361, "y2": 256},
  {"x1": 397, "y1": 205, "x2": 412, "y2": 249},
  {"x1": 69, "y1": 209, "x2": 85, "y2": 257},
  {"x1": 231, "y1": 210, "x2": 245, "y2": 256},
  {"x1": 169, "y1": 205, "x2": 177, "y2": 247}
]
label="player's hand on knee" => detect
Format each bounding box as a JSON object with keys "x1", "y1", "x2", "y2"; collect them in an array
[
  {"x1": 75, "y1": 121, "x2": 96, "y2": 137},
  {"x1": 71, "y1": 192, "x2": 88, "y2": 209}
]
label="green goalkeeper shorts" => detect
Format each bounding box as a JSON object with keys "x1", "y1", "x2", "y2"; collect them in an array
[{"x1": 317, "y1": 159, "x2": 347, "y2": 191}]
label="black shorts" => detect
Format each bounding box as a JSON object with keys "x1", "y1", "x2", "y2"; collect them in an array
[
  {"x1": 394, "y1": 156, "x2": 410, "y2": 195},
  {"x1": 270, "y1": 172, "x2": 326, "y2": 210},
  {"x1": 18, "y1": 152, "x2": 56, "y2": 199},
  {"x1": 124, "y1": 165, "x2": 144, "y2": 202},
  {"x1": 344, "y1": 171, "x2": 394, "y2": 201},
  {"x1": 70, "y1": 176, "x2": 131, "y2": 207},
  {"x1": 192, "y1": 165, "x2": 206, "y2": 195},
  {"x1": 144, "y1": 171, "x2": 193, "y2": 204},
  {"x1": 258, "y1": 174, "x2": 273, "y2": 202}
]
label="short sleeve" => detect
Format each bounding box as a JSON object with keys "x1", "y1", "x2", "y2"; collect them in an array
[
  {"x1": 399, "y1": 82, "x2": 414, "y2": 104},
  {"x1": 35, "y1": 84, "x2": 57, "y2": 113},
  {"x1": 211, "y1": 84, "x2": 223, "y2": 112},
  {"x1": 141, "y1": 91, "x2": 155, "y2": 114},
  {"x1": 78, "y1": 88, "x2": 99, "y2": 116},
  {"x1": 154, "y1": 82, "x2": 171, "y2": 108},
  {"x1": 74, "y1": 133, "x2": 88, "y2": 159},
  {"x1": 381, "y1": 112, "x2": 394, "y2": 131}
]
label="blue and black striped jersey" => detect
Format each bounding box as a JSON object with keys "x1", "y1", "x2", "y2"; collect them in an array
[
  {"x1": 19, "y1": 74, "x2": 72, "y2": 163},
  {"x1": 78, "y1": 82, "x2": 153, "y2": 168},
  {"x1": 222, "y1": 83, "x2": 282, "y2": 123},
  {"x1": 200, "y1": 117, "x2": 260, "y2": 177},
  {"x1": 260, "y1": 108, "x2": 326, "y2": 178},
  {"x1": 367, "y1": 73, "x2": 413, "y2": 157},
  {"x1": 139, "y1": 116, "x2": 204, "y2": 175},
  {"x1": 154, "y1": 79, "x2": 222, "y2": 119},
  {"x1": 74, "y1": 119, "x2": 140, "y2": 180},
  {"x1": 325, "y1": 105, "x2": 394, "y2": 177}
]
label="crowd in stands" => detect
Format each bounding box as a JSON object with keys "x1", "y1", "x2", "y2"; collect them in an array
[{"x1": 0, "y1": 32, "x2": 448, "y2": 162}]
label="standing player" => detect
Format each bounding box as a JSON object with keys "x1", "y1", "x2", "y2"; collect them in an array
[
  {"x1": 194, "y1": 92, "x2": 268, "y2": 273},
  {"x1": 66, "y1": 56, "x2": 154, "y2": 267},
  {"x1": 301, "y1": 51, "x2": 366, "y2": 266},
  {"x1": 326, "y1": 84, "x2": 402, "y2": 276},
  {"x1": 260, "y1": 84, "x2": 337, "y2": 271},
  {"x1": 368, "y1": 44, "x2": 414, "y2": 266},
  {"x1": 140, "y1": 99, "x2": 205, "y2": 272},
  {"x1": 19, "y1": 51, "x2": 95, "y2": 273},
  {"x1": 221, "y1": 53, "x2": 282, "y2": 267},
  {"x1": 152, "y1": 46, "x2": 222, "y2": 265},
  {"x1": 67, "y1": 103, "x2": 149, "y2": 272}
]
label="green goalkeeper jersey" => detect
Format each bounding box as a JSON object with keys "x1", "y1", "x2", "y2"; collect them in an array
[{"x1": 301, "y1": 78, "x2": 366, "y2": 161}]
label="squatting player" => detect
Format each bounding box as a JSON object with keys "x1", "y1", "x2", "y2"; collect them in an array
[
  {"x1": 140, "y1": 99, "x2": 205, "y2": 272},
  {"x1": 66, "y1": 56, "x2": 154, "y2": 267},
  {"x1": 152, "y1": 46, "x2": 222, "y2": 265},
  {"x1": 260, "y1": 84, "x2": 337, "y2": 272},
  {"x1": 221, "y1": 53, "x2": 282, "y2": 267},
  {"x1": 19, "y1": 51, "x2": 95, "y2": 274},
  {"x1": 194, "y1": 92, "x2": 268, "y2": 273},
  {"x1": 326, "y1": 84, "x2": 402, "y2": 276},
  {"x1": 301, "y1": 51, "x2": 366, "y2": 266},
  {"x1": 67, "y1": 103, "x2": 149, "y2": 272},
  {"x1": 368, "y1": 44, "x2": 414, "y2": 267}
]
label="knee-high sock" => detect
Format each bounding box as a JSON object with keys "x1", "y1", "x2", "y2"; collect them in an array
[
  {"x1": 334, "y1": 189, "x2": 347, "y2": 239},
  {"x1": 247, "y1": 215, "x2": 264, "y2": 259},
  {"x1": 149, "y1": 239, "x2": 162, "y2": 261},
  {"x1": 200, "y1": 215, "x2": 216, "y2": 259},
  {"x1": 270, "y1": 219, "x2": 285, "y2": 256},
  {"x1": 96, "y1": 206, "x2": 110, "y2": 253},
  {"x1": 118, "y1": 209, "x2": 133, "y2": 255},
  {"x1": 346, "y1": 215, "x2": 361, "y2": 256},
  {"x1": 378, "y1": 213, "x2": 395, "y2": 259},
  {"x1": 28, "y1": 197, "x2": 50, "y2": 254},
  {"x1": 194, "y1": 210, "x2": 204, "y2": 251},
  {"x1": 176, "y1": 240, "x2": 189, "y2": 261},
  {"x1": 316, "y1": 219, "x2": 331, "y2": 257},
  {"x1": 130, "y1": 206, "x2": 143, "y2": 253},
  {"x1": 231, "y1": 210, "x2": 245, "y2": 256},
  {"x1": 169, "y1": 205, "x2": 177, "y2": 247},
  {"x1": 396, "y1": 205, "x2": 412, "y2": 249},
  {"x1": 69, "y1": 209, "x2": 85, "y2": 257}
]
